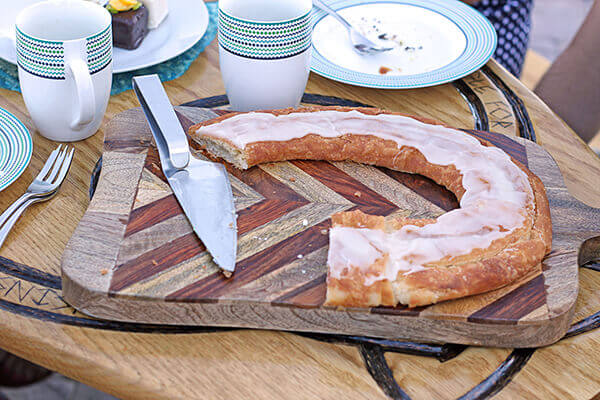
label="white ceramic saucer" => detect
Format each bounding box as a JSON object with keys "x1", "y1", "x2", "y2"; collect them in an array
[{"x1": 0, "y1": 0, "x2": 208, "y2": 73}]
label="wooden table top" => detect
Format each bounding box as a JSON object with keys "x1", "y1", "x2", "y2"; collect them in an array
[{"x1": 1, "y1": 32, "x2": 600, "y2": 399}]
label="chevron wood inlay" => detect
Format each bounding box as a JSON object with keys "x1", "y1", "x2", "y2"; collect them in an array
[{"x1": 61, "y1": 105, "x2": 590, "y2": 347}]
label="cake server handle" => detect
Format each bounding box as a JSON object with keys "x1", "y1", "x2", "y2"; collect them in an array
[{"x1": 132, "y1": 75, "x2": 190, "y2": 169}]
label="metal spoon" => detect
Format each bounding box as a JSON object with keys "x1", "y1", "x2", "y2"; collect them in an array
[{"x1": 313, "y1": 0, "x2": 394, "y2": 55}]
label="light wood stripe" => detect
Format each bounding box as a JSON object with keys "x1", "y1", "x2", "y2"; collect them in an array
[
  {"x1": 117, "y1": 214, "x2": 193, "y2": 265},
  {"x1": 120, "y1": 202, "x2": 352, "y2": 297},
  {"x1": 176, "y1": 107, "x2": 219, "y2": 125},
  {"x1": 167, "y1": 220, "x2": 333, "y2": 300},
  {"x1": 236, "y1": 202, "x2": 351, "y2": 262},
  {"x1": 228, "y1": 173, "x2": 265, "y2": 210},
  {"x1": 89, "y1": 151, "x2": 147, "y2": 215},
  {"x1": 193, "y1": 150, "x2": 267, "y2": 204},
  {"x1": 332, "y1": 161, "x2": 445, "y2": 219},
  {"x1": 259, "y1": 161, "x2": 354, "y2": 205},
  {"x1": 219, "y1": 246, "x2": 328, "y2": 302},
  {"x1": 110, "y1": 233, "x2": 206, "y2": 292},
  {"x1": 124, "y1": 195, "x2": 183, "y2": 237},
  {"x1": 118, "y1": 171, "x2": 266, "y2": 264},
  {"x1": 119, "y1": 252, "x2": 218, "y2": 297},
  {"x1": 519, "y1": 304, "x2": 550, "y2": 322},
  {"x1": 273, "y1": 273, "x2": 327, "y2": 307},
  {"x1": 292, "y1": 160, "x2": 398, "y2": 215},
  {"x1": 132, "y1": 168, "x2": 173, "y2": 210}
]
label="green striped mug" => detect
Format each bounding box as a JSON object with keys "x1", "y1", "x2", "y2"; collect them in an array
[
  {"x1": 16, "y1": 0, "x2": 112, "y2": 142},
  {"x1": 218, "y1": 0, "x2": 313, "y2": 111}
]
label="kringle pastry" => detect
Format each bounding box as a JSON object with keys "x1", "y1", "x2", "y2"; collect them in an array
[{"x1": 190, "y1": 107, "x2": 552, "y2": 308}]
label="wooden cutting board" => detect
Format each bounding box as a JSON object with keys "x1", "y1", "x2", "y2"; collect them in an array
[{"x1": 61, "y1": 104, "x2": 600, "y2": 348}]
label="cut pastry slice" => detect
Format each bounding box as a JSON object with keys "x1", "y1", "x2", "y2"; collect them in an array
[{"x1": 190, "y1": 106, "x2": 552, "y2": 308}]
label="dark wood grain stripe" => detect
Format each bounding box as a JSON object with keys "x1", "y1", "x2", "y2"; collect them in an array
[
  {"x1": 379, "y1": 168, "x2": 459, "y2": 212},
  {"x1": 231, "y1": 164, "x2": 309, "y2": 202},
  {"x1": 125, "y1": 194, "x2": 183, "y2": 237},
  {"x1": 465, "y1": 129, "x2": 528, "y2": 166},
  {"x1": 144, "y1": 146, "x2": 167, "y2": 183},
  {"x1": 174, "y1": 110, "x2": 196, "y2": 132},
  {"x1": 370, "y1": 305, "x2": 425, "y2": 317},
  {"x1": 236, "y1": 199, "x2": 308, "y2": 235},
  {"x1": 176, "y1": 155, "x2": 311, "y2": 203},
  {"x1": 115, "y1": 198, "x2": 308, "y2": 291},
  {"x1": 166, "y1": 220, "x2": 332, "y2": 302},
  {"x1": 89, "y1": 157, "x2": 102, "y2": 201},
  {"x1": 292, "y1": 160, "x2": 398, "y2": 215},
  {"x1": 273, "y1": 273, "x2": 327, "y2": 308},
  {"x1": 467, "y1": 274, "x2": 546, "y2": 324},
  {"x1": 182, "y1": 95, "x2": 230, "y2": 109},
  {"x1": 110, "y1": 233, "x2": 205, "y2": 292}
]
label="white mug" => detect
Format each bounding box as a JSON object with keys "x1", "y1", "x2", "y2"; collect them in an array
[
  {"x1": 218, "y1": 0, "x2": 312, "y2": 112},
  {"x1": 16, "y1": 0, "x2": 112, "y2": 142}
]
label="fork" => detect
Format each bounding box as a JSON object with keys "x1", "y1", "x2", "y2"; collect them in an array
[
  {"x1": 313, "y1": 0, "x2": 394, "y2": 55},
  {"x1": 0, "y1": 145, "x2": 74, "y2": 248}
]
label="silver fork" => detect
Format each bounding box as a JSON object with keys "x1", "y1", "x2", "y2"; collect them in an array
[
  {"x1": 313, "y1": 0, "x2": 394, "y2": 55},
  {"x1": 0, "y1": 145, "x2": 74, "y2": 248}
]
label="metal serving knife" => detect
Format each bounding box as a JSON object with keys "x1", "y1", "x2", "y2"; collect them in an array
[{"x1": 132, "y1": 75, "x2": 237, "y2": 274}]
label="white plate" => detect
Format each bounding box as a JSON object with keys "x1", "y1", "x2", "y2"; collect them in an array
[
  {"x1": 311, "y1": 0, "x2": 497, "y2": 89},
  {"x1": 0, "y1": 0, "x2": 208, "y2": 73}
]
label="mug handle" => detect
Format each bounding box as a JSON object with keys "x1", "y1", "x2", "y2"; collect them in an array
[{"x1": 65, "y1": 42, "x2": 96, "y2": 130}]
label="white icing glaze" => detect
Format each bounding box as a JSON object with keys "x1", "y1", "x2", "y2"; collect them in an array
[{"x1": 197, "y1": 110, "x2": 534, "y2": 284}]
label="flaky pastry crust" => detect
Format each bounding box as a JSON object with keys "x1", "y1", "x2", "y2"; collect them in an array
[{"x1": 190, "y1": 106, "x2": 552, "y2": 308}]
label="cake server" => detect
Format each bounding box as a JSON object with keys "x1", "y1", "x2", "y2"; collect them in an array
[{"x1": 132, "y1": 75, "x2": 238, "y2": 274}]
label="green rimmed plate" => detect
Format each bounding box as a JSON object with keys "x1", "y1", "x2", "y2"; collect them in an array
[{"x1": 0, "y1": 107, "x2": 32, "y2": 192}]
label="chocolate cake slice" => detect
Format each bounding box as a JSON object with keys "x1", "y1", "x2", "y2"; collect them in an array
[{"x1": 111, "y1": 5, "x2": 149, "y2": 50}]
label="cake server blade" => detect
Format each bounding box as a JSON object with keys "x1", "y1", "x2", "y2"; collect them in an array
[{"x1": 132, "y1": 74, "x2": 238, "y2": 273}]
